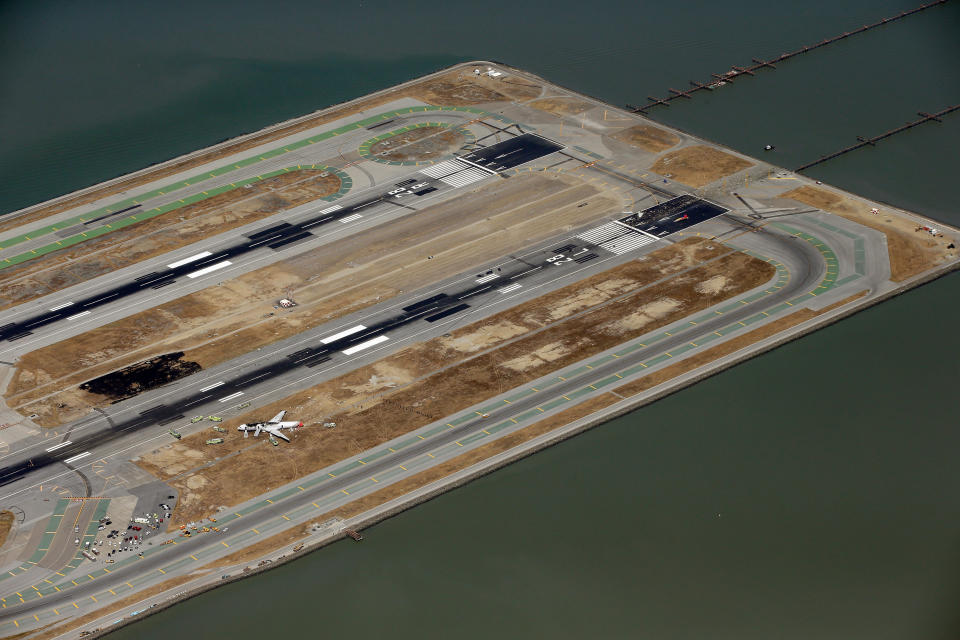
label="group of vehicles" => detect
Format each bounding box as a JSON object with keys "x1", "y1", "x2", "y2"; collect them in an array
[
  {"x1": 171, "y1": 410, "x2": 304, "y2": 447},
  {"x1": 77, "y1": 502, "x2": 175, "y2": 562}
]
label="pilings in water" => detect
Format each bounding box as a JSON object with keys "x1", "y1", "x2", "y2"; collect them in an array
[
  {"x1": 628, "y1": 0, "x2": 948, "y2": 113},
  {"x1": 795, "y1": 104, "x2": 960, "y2": 172}
]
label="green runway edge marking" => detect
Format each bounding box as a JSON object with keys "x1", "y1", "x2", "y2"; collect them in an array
[{"x1": 0, "y1": 105, "x2": 511, "y2": 270}]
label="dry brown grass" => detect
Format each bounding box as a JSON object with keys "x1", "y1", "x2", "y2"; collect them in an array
[
  {"x1": 12, "y1": 174, "x2": 625, "y2": 426},
  {"x1": 781, "y1": 185, "x2": 956, "y2": 281},
  {"x1": 206, "y1": 393, "x2": 622, "y2": 566},
  {"x1": 611, "y1": 124, "x2": 680, "y2": 153},
  {"x1": 0, "y1": 511, "x2": 14, "y2": 548},
  {"x1": 138, "y1": 243, "x2": 773, "y2": 526},
  {"x1": 0, "y1": 170, "x2": 340, "y2": 311},
  {"x1": 651, "y1": 145, "x2": 753, "y2": 187},
  {"x1": 528, "y1": 97, "x2": 595, "y2": 117},
  {"x1": 205, "y1": 524, "x2": 314, "y2": 568},
  {"x1": 0, "y1": 64, "x2": 538, "y2": 236},
  {"x1": 368, "y1": 126, "x2": 466, "y2": 162},
  {"x1": 616, "y1": 290, "x2": 868, "y2": 397}
]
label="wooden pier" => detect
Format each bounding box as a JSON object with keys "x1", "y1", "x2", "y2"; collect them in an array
[
  {"x1": 629, "y1": 0, "x2": 948, "y2": 112},
  {"x1": 795, "y1": 104, "x2": 960, "y2": 172}
]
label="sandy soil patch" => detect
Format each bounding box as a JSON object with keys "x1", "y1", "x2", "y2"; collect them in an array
[
  {"x1": 138, "y1": 246, "x2": 772, "y2": 527},
  {"x1": 696, "y1": 275, "x2": 729, "y2": 295},
  {"x1": 0, "y1": 511, "x2": 14, "y2": 548},
  {"x1": 780, "y1": 185, "x2": 956, "y2": 281},
  {"x1": 604, "y1": 298, "x2": 681, "y2": 333},
  {"x1": 529, "y1": 97, "x2": 595, "y2": 117},
  {"x1": 502, "y1": 340, "x2": 578, "y2": 372},
  {"x1": 651, "y1": 145, "x2": 753, "y2": 187},
  {"x1": 0, "y1": 170, "x2": 339, "y2": 311},
  {"x1": 1, "y1": 64, "x2": 539, "y2": 235},
  {"x1": 368, "y1": 126, "x2": 466, "y2": 162},
  {"x1": 611, "y1": 124, "x2": 680, "y2": 152}
]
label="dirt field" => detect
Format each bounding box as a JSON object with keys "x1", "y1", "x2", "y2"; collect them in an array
[
  {"x1": 134, "y1": 240, "x2": 774, "y2": 527},
  {"x1": 781, "y1": 185, "x2": 956, "y2": 281},
  {"x1": 0, "y1": 511, "x2": 14, "y2": 548},
  {"x1": 368, "y1": 125, "x2": 466, "y2": 161},
  {"x1": 528, "y1": 97, "x2": 595, "y2": 117},
  {"x1": 0, "y1": 170, "x2": 340, "y2": 312},
  {"x1": 10, "y1": 174, "x2": 626, "y2": 426},
  {"x1": 650, "y1": 145, "x2": 753, "y2": 187},
  {"x1": 611, "y1": 124, "x2": 680, "y2": 153},
  {"x1": 1, "y1": 65, "x2": 539, "y2": 235}
]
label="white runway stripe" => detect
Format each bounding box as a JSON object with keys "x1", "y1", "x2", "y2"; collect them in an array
[
  {"x1": 64, "y1": 452, "x2": 90, "y2": 464},
  {"x1": 475, "y1": 273, "x2": 500, "y2": 284},
  {"x1": 167, "y1": 251, "x2": 212, "y2": 269},
  {"x1": 576, "y1": 222, "x2": 631, "y2": 245},
  {"x1": 339, "y1": 213, "x2": 362, "y2": 223},
  {"x1": 440, "y1": 168, "x2": 489, "y2": 188},
  {"x1": 599, "y1": 233, "x2": 657, "y2": 255},
  {"x1": 219, "y1": 392, "x2": 244, "y2": 403},
  {"x1": 186, "y1": 260, "x2": 232, "y2": 278},
  {"x1": 321, "y1": 324, "x2": 366, "y2": 344},
  {"x1": 318, "y1": 204, "x2": 342, "y2": 214},
  {"x1": 419, "y1": 159, "x2": 468, "y2": 178},
  {"x1": 342, "y1": 335, "x2": 389, "y2": 355},
  {"x1": 497, "y1": 283, "x2": 522, "y2": 294}
]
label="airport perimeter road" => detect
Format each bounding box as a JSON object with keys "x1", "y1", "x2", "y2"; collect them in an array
[{"x1": 0, "y1": 222, "x2": 828, "y2": 622}]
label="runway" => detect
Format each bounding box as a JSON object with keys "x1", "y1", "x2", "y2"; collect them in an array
[
  {"x1": 0, "y1": 220, "x2": 827, "y2": 620},
  {"x1": 0, "y1": 141, "x2": 560, "y2": 343}
]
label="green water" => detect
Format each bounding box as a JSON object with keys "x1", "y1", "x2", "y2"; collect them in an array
[{"x1": 2, "y1": 1, "x2": 960, "y2": 637}]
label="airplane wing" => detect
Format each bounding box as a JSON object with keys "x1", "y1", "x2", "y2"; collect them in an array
[
  {"x1": 269, "y1": 410, "x2": 287, "y2": 424},
  {"x1": 267, "y1": 427, "x2": 290, "y2": 442}
]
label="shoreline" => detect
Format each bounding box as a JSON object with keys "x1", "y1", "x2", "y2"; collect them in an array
[{"x1": 3, "y1": 59, "x2": 959, "y2": 639}]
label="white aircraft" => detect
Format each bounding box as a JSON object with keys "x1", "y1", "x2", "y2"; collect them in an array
[{"x1": 237, "y1": 410, "x2": 303, "y2": 441}]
